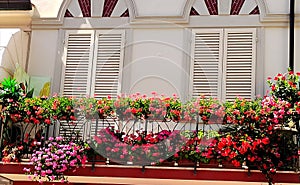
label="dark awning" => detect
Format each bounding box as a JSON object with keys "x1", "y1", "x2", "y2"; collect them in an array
[{"x1": 0, "y1": 0, "x2": 31, "y2": 10}]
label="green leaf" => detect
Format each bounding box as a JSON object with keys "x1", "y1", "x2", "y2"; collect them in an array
[{"x1": 26, "y1": 88, "x2": 34, "y2": 98}]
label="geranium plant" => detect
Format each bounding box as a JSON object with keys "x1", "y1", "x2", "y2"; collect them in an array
[
  {"x1": 217, "y1": 97, "x2": 298, "y2": 184},
  {"x1": 92, "y1": 127, "x2": 186, "y2": 165},
  {"x1": 267, "y1": 70, "x2": 300, "y2": 129},
  {"x1": 267, "y1": 70, "x2": 300, "y2": 105}
]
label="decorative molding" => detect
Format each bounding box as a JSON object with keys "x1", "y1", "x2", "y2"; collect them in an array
[
  {"x1": 125, "y1": 0, "x2": 195, "y2": 24},
  {"x1": 55, "y1": 16, "x2": 262, "y2": 29},
  {"x1": 62, "y1": 0, "x2": 129, "y2": 18},
  {"x1": 30, "y1": 0, "x2": 299, "y2": 29}
]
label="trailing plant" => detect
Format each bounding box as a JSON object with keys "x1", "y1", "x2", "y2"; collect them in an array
[{"x1": 23, "y1": 136, "x2": 89, "y2": 183}]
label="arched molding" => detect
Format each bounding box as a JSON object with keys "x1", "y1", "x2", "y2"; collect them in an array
[
  {"x1": 255, "y1": 0, "x2": 268, "y2": 21},
  {"x1": 31, "y1": 0, "x2": 71, "y2": 27},
  {"x1": 57, "y1": 0, "x2": 72, "y2": 22}
]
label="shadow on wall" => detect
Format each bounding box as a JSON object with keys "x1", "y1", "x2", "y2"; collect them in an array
[{"x1": 0, "y1": 30, "x2": 28, "y2": 81}]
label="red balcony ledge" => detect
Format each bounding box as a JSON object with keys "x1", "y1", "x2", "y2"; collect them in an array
[{"x1": 0, "y1": 162, "x2": 299, "y2": 185}]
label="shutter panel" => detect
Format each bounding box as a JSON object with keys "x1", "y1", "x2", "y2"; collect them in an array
[
  {"x1": 91, "y1": 30, "x2": 125, "y2": 99},
  {"x1": 61, "y1": 31, "x2": 94, "y2": 97},
  {"x1": 223, "y1": 29, "x2": 256, "y2": 101},
  {"x1": 89, "y1": 30, "x2": 125, "y2": 137},
  {"x1": 60, "y1": 31, "x2": 94, "y2": 140},
  {"x1": 191, "y1": 29, "x2": 223, "y2": 98}
]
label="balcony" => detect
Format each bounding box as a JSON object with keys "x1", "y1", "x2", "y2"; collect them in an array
[
  {"x1": 0, "y1": 77, "x2": 300, "y2": 184},
  {"x1": 0, "y1": 104, "x2": 299, "y2": 184}
]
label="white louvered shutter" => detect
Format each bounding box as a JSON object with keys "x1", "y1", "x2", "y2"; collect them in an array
[
  {"x1": 60, "y1": 31, "x2": 95, "y2": 140},
  {"x1": 91, "y1": 30, "x2": 125, "y2": 99},
  {"x1": 222, "y1": 29, "x2": 256, "y2": 101},
  {"x1": 61, "y1": 31, "x2": 94, "y2": 97},
  {"x1": 191, "y1": 29, "x2": 223, "y2": 98}
]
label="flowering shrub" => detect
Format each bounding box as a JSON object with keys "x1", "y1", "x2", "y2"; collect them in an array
[
  {"x1": 96, "y1": 96, "x2": 114, "y2": 118},
  {"x1": 74, "y1": 97, "x2": 98, "y2": 119},
  {"x1": 162, "y1": 94, "x2": 182, "y2": 121},
  {"x1": 183, "y1": 96, "x2": 224, "y2": 124},
  {"x1": 24, "y1": 136, "x2": 89, "y2": 183},
  {"x1": 113, "y1": 94, "x2": 133, "y2": 120},
  {"x1": 177, "y1": 130, "x2": 220, "y2": 163},
  {"x1": 20, "y1": 97, "x2": 51, "y2": 124},
  {"x1": 113, "y1": 92, "x2": 182, "y2": 121},
  {"x1": 267, "y1": 70, "x2": 300, "y2": 128},
  {"x1": 267, "y1": 70, "x2": 300, "y2": 105},
  {"x1": 47, "y1": 96, "x2": 75, "y2": 121},
  {"x1": 1, "y1": 144, "x2": 23, "y2": 162},
  {"x1": 216, "y1": 97, "x2": 298, "y2": 183},
  {"x1": 92, "y1": 127, "x2": 187, "y2": 165}
]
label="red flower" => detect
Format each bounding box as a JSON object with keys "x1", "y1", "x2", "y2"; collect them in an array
[
  {"x1": 262, "y1": 137, "x2": 270, "y2": 145},
  {"x1": 232, "y1": 160, "x2": 240, "y2": 167},
  {"x1": 131, "y1": 108, "x2": 137, "y2": 114},
  {"x1": 44, "y1": 119, "x2": 51, "y2": 125}
]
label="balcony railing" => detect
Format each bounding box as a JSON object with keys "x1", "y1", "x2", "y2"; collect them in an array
[{"x1": 1, "y1": 113, "x2": 299, "y2": 170}]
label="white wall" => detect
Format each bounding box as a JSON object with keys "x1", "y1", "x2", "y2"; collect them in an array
[
  {"x1": 123, "y1": 29, "x2": 189, "y2": 98},
  {"x1": 31, "y1": 0, "x2": 63, "y2": 18},
  {"x1": 265, "y1": 0, "x2": 290, "y2": 14},
  {"x1": 27, "y1": 30, "x2": 59, "y2": 80},
  {"x1": 264, "y1": 27, "x2": 289, "y2": 86}
]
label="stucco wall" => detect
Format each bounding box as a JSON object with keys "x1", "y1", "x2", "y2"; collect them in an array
[
  {"x1": 264, "y1": 27, "x2": 289, "y2": 79},
  {"x1": 122, "y1": 28, "x2": 189, "y2": 98}
]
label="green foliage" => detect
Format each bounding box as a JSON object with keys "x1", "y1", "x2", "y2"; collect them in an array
[{"x1": 267, "y1": 69, "x2": 300, "y2": 105}]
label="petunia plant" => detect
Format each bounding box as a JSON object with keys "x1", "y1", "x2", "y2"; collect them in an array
[{"x1": 24, "y1": 136, "x2": 89, "y2": 183}]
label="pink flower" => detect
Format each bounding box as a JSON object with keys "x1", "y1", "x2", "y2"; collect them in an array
[
  {"x1": 41, "y1": 170, "x2": 46, "y2": 177},
  {"x1": 45, "y1": 169, "x2": 52, "y2": 174}
]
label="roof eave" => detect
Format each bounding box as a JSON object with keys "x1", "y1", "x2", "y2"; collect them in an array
[{"x1": 0, "y1": 10, "x2": 33, "y2": 29}]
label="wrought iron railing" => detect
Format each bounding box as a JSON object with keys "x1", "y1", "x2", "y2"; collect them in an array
[{"x1": 0, "y1": 114, "x2": 299, "y2": 174}]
